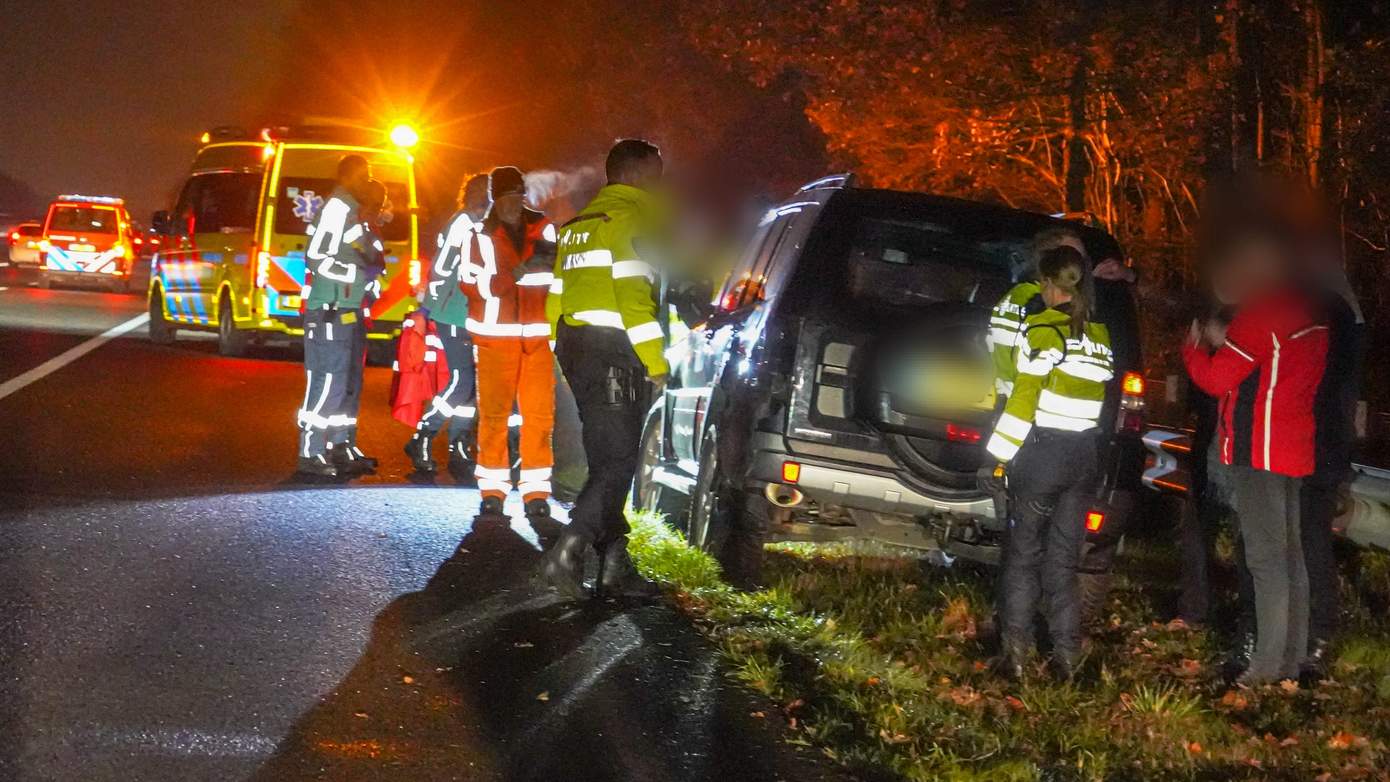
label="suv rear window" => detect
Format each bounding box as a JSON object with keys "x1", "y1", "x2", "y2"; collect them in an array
[
  {"x1": 845, "y1": 217, "x2": 1017, "y2": 309},
  {"x1": 48, "y1": 206, "x2": 118, "y2": 234}
]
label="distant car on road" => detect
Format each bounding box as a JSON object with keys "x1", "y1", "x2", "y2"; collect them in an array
[
  {"x1": 634, "y1": 175, "x2": 1147, "y2": 610},
  {"x1": 7, "y1": 221, "x2": 43, "y2": 269},
  {"x1": 37, "y1": 195, "x2": 138, "y2": 293}
]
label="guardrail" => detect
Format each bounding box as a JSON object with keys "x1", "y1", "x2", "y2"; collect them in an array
[{"x1": 1141, "y1": 429, "x2": 1390, "y2": 552}]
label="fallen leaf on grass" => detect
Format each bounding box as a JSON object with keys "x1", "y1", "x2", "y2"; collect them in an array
[
  {"x1": 536, "y1": 691, "x2": 550, "y2": 702},
  {"x1": 1279, "y1": 679, "x2": 1300, "y2": 694},
  {"x1": 972, "y1": 661, "x2": 989, "y2": 673},
  {"x1": 878, "y1": 728, "x2": 912, "y2": 744},
  {"x1": 866, "y1": 676, "x2": 881, "y2": 687},
  {"x1": 947, "y1": 686, "x2": 982, "y2": 707},
  {"x1": 1175, "y1": 658, "x2": 1202, "y2": 678},
  {"x1": 750, "y1": 711, "x2": 765, "y2": 718},
  {"x1": 1186, "y1": 741, "x2": 1202, "y2": 754},
  {"x1": 1005, "y1": 695, "x2": 1026, "y2": 712},
  {"x1": 353, "y1": 711, "x2": 369, "y2": 719},
  {"x1": 1219, "y1": 690, "x2": 1249, "y2": 711},
  {"x1": 1327, "y1": 731, "x2": 1367, "y2": 750},
  {"x1": 402, "y1": 675, "x2": 415, "y2": 685}
]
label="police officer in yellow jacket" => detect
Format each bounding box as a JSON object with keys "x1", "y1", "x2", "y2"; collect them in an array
[{"x1": 539, "y1": 139, "x2": 667, "y2": 599}]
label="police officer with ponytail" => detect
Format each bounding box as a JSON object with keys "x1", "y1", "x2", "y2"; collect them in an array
[{"x1": 983, "y1": 245, "x2": 1115, "y2": 680}]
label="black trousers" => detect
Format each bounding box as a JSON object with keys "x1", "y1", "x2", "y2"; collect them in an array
[
  {"x1": 999, "y1": 429, "x2": 1099, "y2": 662},
  {"x1": 417, "y1": 322, "x2": 478, "y2": 443},
  {"x1": 298, "y1": 309, "x2": 360, "y2": 458},
  {"x1": 1301, "y1": 476, "x2": 1340, "y2": 642},
  {"x1": 555, "y1": 322, "x2": 647, "y2": 545},
  {"x1": 1178, "y1": 438, "x2": 1233, "y2": 625},
  {"x1": 332, "y1": 309, "x2": 368, "y2": 448}
]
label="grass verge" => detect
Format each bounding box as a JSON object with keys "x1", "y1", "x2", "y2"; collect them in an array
[{"x1": 627, "y1": 514, "x2": 1390, "y2": 781}]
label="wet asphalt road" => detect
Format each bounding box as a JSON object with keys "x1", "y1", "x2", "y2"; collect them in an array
[{"x1": 0, "y1": 268, "x2": 850, "y2": 782}]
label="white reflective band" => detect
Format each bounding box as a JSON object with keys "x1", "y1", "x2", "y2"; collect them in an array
[
  {"x1": 518, "y1": 481, "x2": 551, "y2": 496},
  {"x1": 564, "y1": 249, "x2": 613, "y2": 270},
  {"x1": 986, "y1": 433, "x2": 1019, "y2": 461},
  {"x1": 990, "y1": 316, "x2": 1021, "y2": 330},
  {"x1": 425, "y1": 335, "x2": 445, "y2": 349},
  {"x1": 627, "y1": 320, "x2": 664, "y2": 345},
  {"x1": 1038, "y1": 390, "x2": 1103, "y2": 419},
  {"x1": 548, "y1": 277, "x2": 564, "y2": 294},
  {"x1": 297, "y1": 410, "x2": 358, "y2": 429},
  {"x1": 516, "y1": 272, "x2": 554, "y2": 287},
  {"x1": 988, "y1": 328, "x2": 1018, "y2": 348},
  {"x1": 477, "y1": 478, "x2": 511, "y2": 493},
  {"x1": 474, "y1": 465, "x2": 511, "y2": 481},
  {"x1": 430, "y1": 397, "x2": 476, "y2": 419},
  {"x1": 1225, "y1": 339, "x2": 1255, "y2": 362},
  {"x1": 343, "y1": 224, "x2": 364, "y2": 243},
  {"x1": 425, "y1": 350, "x2": 438, "y2": 361},
  {"x1": 1057, "y1": 360, "x2": 1113, "y2": 383},
  {"x1": 1018, "y1": 352, "x2": 1060, "y2": 376},
  {"x1": 1034, "y1": 410, "x2": 1099, "y2": 432},
  {"x1": 521, "y1": 323, "x2": 552, "y2": 337},
  {"x1": 509, "y1": 413, "x2": 523, "y2": 427},
  {"x1": 518, "y1": 467, "x2": 552, "y2": 481},
  {"x1": 994, "y1": 413, "x2": 1033, "y2": 440},
  {"x1": 466, "y1": 318, "x2": 524, "y2": 337},
  {"x1": 612, "y1": 260, "x2": 653, "y2": 280},
  {"x1": 542, "y1": 223, "x2": 557, "y2": 242},
  {"x1": 573, "y1": 309, "x2": 624, "y2": 329},
  {"x1": 995, "y1": 378, "x2": 1015, "y2": 396}
]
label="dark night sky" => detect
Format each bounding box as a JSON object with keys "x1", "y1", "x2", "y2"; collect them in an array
[{"x1": 0, "y1": 0, "x2": 291, "y2": 219}]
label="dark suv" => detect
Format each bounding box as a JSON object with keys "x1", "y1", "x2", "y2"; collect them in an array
[{"x1": 634, "y1": 176, "x2": 1148, "y2": 597}]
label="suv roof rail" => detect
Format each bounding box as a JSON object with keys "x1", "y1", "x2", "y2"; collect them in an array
[{"x1": 796, "y1": 173, "x2": 856, "y2": 193}]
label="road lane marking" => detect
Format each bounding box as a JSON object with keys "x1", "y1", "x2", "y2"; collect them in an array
[{"x1": 0, "y1": 312, "x2": 150, "y2": 402}]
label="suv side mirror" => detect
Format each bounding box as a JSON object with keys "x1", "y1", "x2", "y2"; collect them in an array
[{"x1": 151, "y1": 210, "x2": 172, "y2": 235}]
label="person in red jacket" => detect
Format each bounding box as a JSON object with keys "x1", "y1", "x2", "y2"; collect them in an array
[
  {"x1": 1183, "y1": 233, "x2": 1328, "y2": 685},
  {"x1": 460, "y1": 167, "x2": 557, "y2": 518}
]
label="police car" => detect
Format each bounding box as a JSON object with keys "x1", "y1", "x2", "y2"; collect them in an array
[
  {"x1": 146, "y1": 124, "x2": 423, "y2": 356},
  {"x1": 37, "y1": 195, "x2": 138, "y2": 292}
]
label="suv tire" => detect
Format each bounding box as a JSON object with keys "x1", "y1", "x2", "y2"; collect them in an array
[
  {"x1": 634, "y1": 403, "x2": 690, "y2": 534},
  {"x1": 148, "y1": 286, "x2": 176, "y2": 345},
  {"x1": 688, "y1": 429, "x2": 765, "y2": 589},
  {"x1": 217, "y1": 291, "x2": 249, "y2": 357}
]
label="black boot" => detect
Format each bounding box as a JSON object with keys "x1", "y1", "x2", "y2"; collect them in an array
[
  {"x1": 596, "y1": 537, "x2": 660, "y2": 598},
  {"x1": 479, "y1": 496, "x2": 505, "y2": 516},
  {"x1": 538, "y1": 528, "x2": 592, "y2": 600},
  {"x1": 1300, "y1": 637, "x2": 1333, "y2": 684},
  {"x1": 1224, "y1": 631, "x2": 1256, "y2": 681},
  {"x1": 348, "y1": 444, "x2": 378, "y2": 471},
  {"x1": 718, "y1": 516, "x2": 766, "y2": 592},
  {"x1": 991, "y1": 637, "x2": 1031, "y2": 682},
  {"x1": 296, "y1": 454, "x2": 339, "y2": 478},
  {"x1": 447, "y1": 436, "x2": 476, "y2": 482},
  {"x1": 404, "y1": 431, "x2": 436, "y2": 473},
  {"x1": 332, "y1": 444, "x2": 376, "y2": 476},
  {"x1": 524, "y1": 498, "x2": 551, "y2": 519}
]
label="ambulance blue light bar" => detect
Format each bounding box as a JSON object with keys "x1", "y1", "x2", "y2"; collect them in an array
[{"x1": 57, "y1": 195, "x2": 125, "y2": 205}]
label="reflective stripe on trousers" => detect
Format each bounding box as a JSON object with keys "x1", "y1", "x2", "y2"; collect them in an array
[
  {"x1": 298, "y1": 310, "x2": 359, "y2": 458},
  {"x1": 475, "y1": 337, "x2": 556, "y2": 500}
]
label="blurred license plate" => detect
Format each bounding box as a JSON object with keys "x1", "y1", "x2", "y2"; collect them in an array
[
  {"x1": 70, "y1": 243, "x2": 95, "y2": 252},
  {"x1": 919, "y1": 367, "x2": 996, "y2": 411}
]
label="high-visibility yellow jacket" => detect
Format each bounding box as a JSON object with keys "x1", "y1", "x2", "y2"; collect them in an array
[
  {"x1": 546, "y1": 183, "x2": 668, "y2": 377},
  {"x1": 986, "y1": 306, "x2": 1114, "y2": 463},
  {"x1": 987, "y1": 281, "x2": 1042, "y2": 397}
]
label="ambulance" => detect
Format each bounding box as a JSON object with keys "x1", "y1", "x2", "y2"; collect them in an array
[
  {"x1": 38, "y1": 195, "x2": 139, "y2": 292},
  {"x1": 147, "y1": 125, "x2": 422, "y2": 357}
]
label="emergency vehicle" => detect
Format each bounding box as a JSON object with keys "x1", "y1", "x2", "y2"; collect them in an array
[
  {"x1": 38, "y1": 195, "x2": 138, "y2": 292},
  {"x1": 147, "y1": 125, "x2": 422, "y2": 356}
]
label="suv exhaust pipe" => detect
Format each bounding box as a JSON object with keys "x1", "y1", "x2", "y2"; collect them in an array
[{"x1": 765, "y1": 483, "x2": 805, "y2": 508}]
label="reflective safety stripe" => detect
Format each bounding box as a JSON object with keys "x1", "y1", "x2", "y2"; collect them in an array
[
  {"x1": 611, "y1": 259, "x2": 653, "y2": 280},
  {"x1": 1056, "y1": 360, "x2": 1113, "y2": 383},
  {"x1": 542, "y1": 223, "x2": 557, "y2": 242},
  {"x1": 518, "y1": 467, "x2": 552, "y2": 482},
  {"x1": 548, "y1": 277, "x2": 564, "y2": 294},
  {"x1": 572, "y1": 309, "x2": 624, "y2": 329},
  {"x1": 1018, "y1": 348, "x2": 1062, "y2": 376},
  {"x1": 517, "y1": 271, "x2": 554, "y2": 288},
  {"x1": 477, "y1": 478, "x2": 510, "y2": 493},
  {"x1": 424, "y1": 351, "x2": 438, "y2": 362},
  {"x1": 297, "y1": 410, "x2": 357, "y2": 429},
  {"x1": 563, "y1": 249, "x2": 613, "y2": 270},
  {"x1": 521, "y1": 323, "x2": 551, "y2": 337},
  {"x1": 994, "y1": 412, "x2": 1033, "y2": 440},
  {"x1": 1035, "y1": 410, "x2": 1099, "y2": 432},
  {"x1": 1038, "y1": 389, "x2": 1103, "y2": 419},
  {"x1": 990, "y1": 316, "x2": 1022, "y2": 330},
  {"x1": 994, "y1": 377, "x2": 1015, "y2": 396},
  {"x1": 518, "y1": 480, "x2": 551, "y2": 496},
  {"x1": 429, "y1": 396, "x2": 476, "y2": 419},
  {"x1": 627, "y1": 320, "x2": 664, "y2": 345},
  {"x1": 475, "y1": 465, "x2": 511, "y2": 481},
  {"x1": 988, "y1": 327, "x2": 1019, "y2": 347},
  {"x1": 466, "y1": 318, "x2": 524, "y2": 337},
  {"x1": 343, "y1": 224, "x2": 364, "y2": 243},
  {"x1": 517, "y1": 272, "x2": 554, "y2": 287},
  {"x1": 424, "y1": 334, "x2": 445, "y2": 349},
  {"x1": 986, "y1": 433, "x2": 1020, "y2": 461}
]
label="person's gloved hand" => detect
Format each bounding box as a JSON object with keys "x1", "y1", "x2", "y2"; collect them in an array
[{"x1": 977, "y1": 462, "x2": 1007, "y2": 494}]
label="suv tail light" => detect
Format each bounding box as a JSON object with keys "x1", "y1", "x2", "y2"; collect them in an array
[
  {"x1": 1116, "y1": 371, "x2": 1146, "y2": 434},
  {"x1": 8, "y1": 231, "x2": 18, "y2": 245},
  {"x1": 781, "y1": 460, "x2": 801, "y2": 483},
  {"x1": 1085, "y1": 509, "x2": 1106, "y2": 533}
]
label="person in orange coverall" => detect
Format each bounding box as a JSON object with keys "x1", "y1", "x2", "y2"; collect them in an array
[{"x1": 459, "y1": 167, "x2": 557, "y2": 518}]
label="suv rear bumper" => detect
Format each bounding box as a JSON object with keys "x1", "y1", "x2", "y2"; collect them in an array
[{"x1": 747, "y1": 432, "x2": 995, "y2": 519}]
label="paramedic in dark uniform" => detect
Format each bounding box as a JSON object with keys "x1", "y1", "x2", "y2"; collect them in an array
[
  {"x1": 404, "y1": 173, "x2": 491, "y2": 475},
  {"x1": 295, "y1": 154, "x2": 374, "y2": 477},
  {"x1": 333, "y1": 178, "x2": 390, "y2": 475}
]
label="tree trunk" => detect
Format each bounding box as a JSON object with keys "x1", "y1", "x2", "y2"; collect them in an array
[{"x1": 1065, "y1": 54, "x2": 1091, "y2": 212}]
